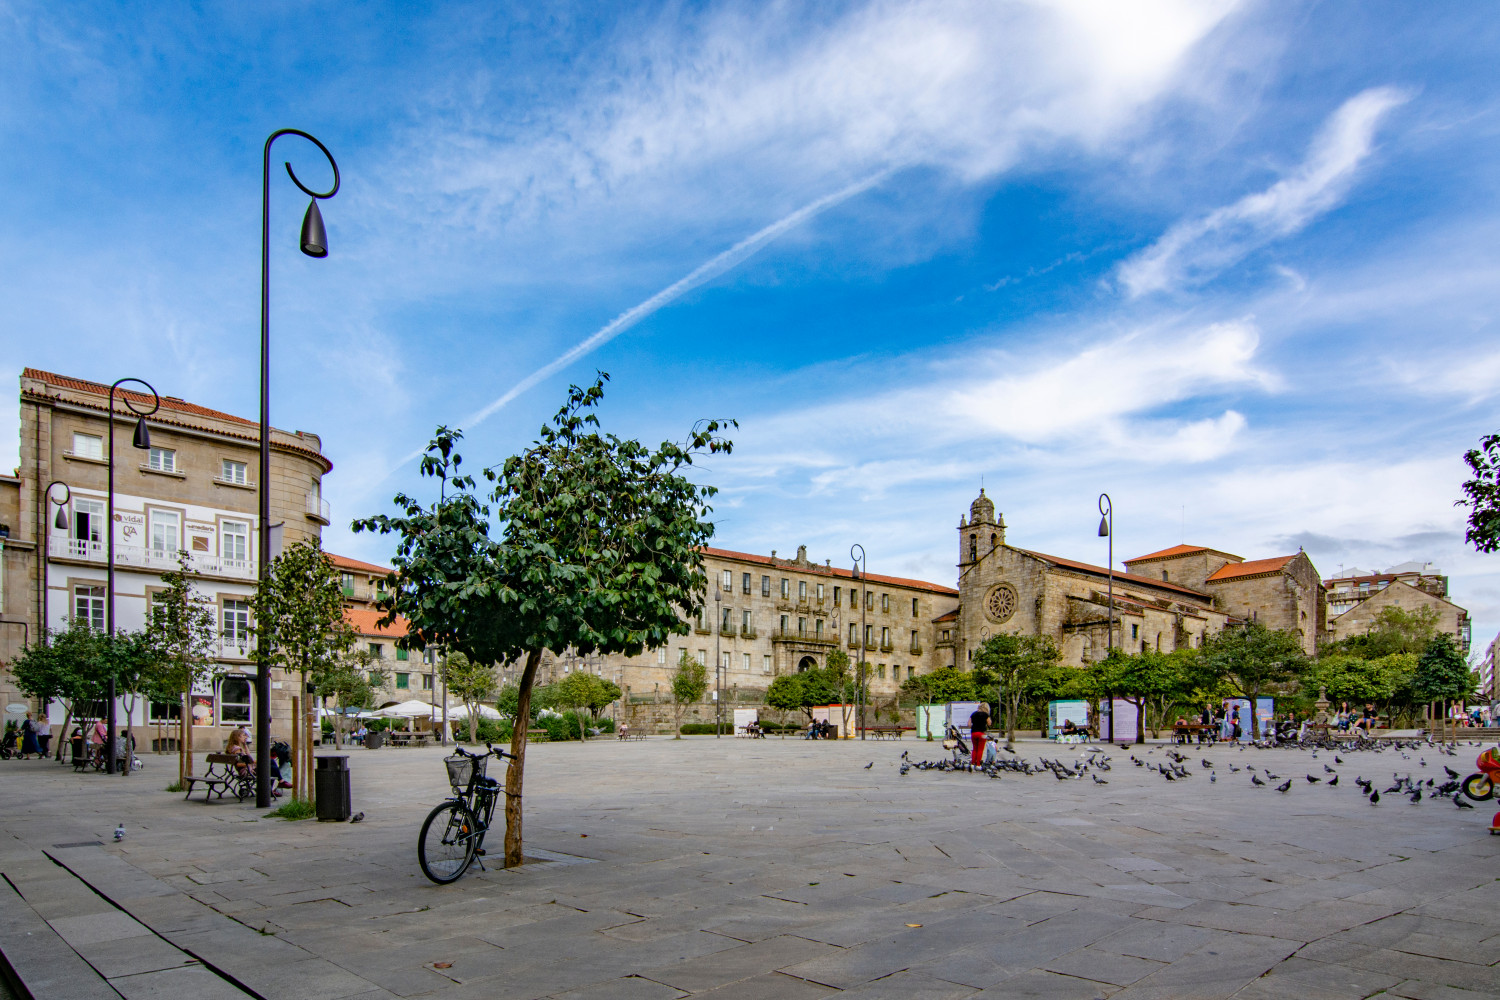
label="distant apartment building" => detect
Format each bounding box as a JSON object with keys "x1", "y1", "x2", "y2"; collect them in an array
[
  {"x1": 0, "y1": 368, "x2": 332, "y2": 749},
  {"x1": 1323, "y1": 562, "x2": 1471, "y2": 655},
  {"x1": 1478, "y1": 633, "x2": 1497, "y2": 706}
]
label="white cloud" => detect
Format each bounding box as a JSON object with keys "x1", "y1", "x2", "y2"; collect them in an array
[
  {"x1": 400, "y1": 0, "x2": 1239, "y2": 230},
  {"x1": 1117, "y1": 86, "x2": 1411, "y2": 297}
]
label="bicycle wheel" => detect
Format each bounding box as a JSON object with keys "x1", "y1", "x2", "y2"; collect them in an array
[{"x1": 418, "y1": 801, "x2": 478, "y2": 884}]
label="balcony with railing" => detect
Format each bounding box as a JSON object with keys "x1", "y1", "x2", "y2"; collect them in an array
[
  {"x1": 217, "y1": 637, "x2": 253, "y2": 660},
  {"x1": 306, "y1": 493, "x2": 331, "y2": 525},
  {"x1": 909, "y1": 641, "x2": 924, "y2": 655},
  {"x1": 719, "y1": 622, "x2": 736, "y2": 636},
  {"x1": 773, "y1": 627, "x2": 836, "y2": 645},
  {"x1": 49, "y1": 537, "x2": 254, "y2": 579},
  {"x1": 740, "y1": 625, "x2": 757, "y2": 639}
]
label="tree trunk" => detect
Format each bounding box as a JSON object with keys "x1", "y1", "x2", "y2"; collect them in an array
[
  {"x1": 122, "y1": 694, "x2": 135, "y2": 777},
  {"x1": 291, "y1": 695, "x2": 300, "y2": 800},
  {"x1": 305, "y1": 697, "x2": 316, "y2": 807},
  {"x1": 55, "y1": 703, "x2": 74, "y2": 762},
  {"x1": 468, "y1": 702, "x2": 477, "y2": 744},
  {"x1": 503, "y1": 649, "x2": 543, "y2": 868},
  {"x1": 182, "y1": 690, "x2": 193, "y2": 781},
  {"x1": 1006, "y1": 691, "x2": 1021, "y2": 748}
]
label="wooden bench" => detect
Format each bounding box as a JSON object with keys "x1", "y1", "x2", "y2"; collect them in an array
[
  {"x1": 617, "y1": 730, "x2": 646, "y2": 740},
  {"x1": 386, "y1": 732, "x2": 431, "y2": 748},
  {"x1": 183, "y1": 753, "x2": 256, "y2": 803},
  {"x1": 526, "y1": 728, "x2": 549, "y2": 743},
  {"x1": 859, "y1": 726, "x2": 906, "y2": 740},
  {"x1": 1172, "y1": 724, "x2": 1213, "y2": 744},
  {"x1": 735, "y1": 725, "x2": 766, "y2": 739}
]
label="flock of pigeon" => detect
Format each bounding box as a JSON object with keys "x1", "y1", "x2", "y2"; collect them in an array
[{"x1": 883, "y1": 738, "x2": 1485, "y2": 811}]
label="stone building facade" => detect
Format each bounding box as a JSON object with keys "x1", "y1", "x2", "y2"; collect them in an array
[
  {"x1": 955, "y1": 491, "x2": 1234, "y2": 667},
  {"x1": 607, "y1": 544, "x2": 960, "y2": 728},
  {"x1": 1325, "y1": 579, "x2": 1471, "y2": 654},
  {"x1": 1, "y1": 368, "x2": 332, "y2": 750}
]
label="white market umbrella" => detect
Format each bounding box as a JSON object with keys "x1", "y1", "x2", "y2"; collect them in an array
[
  {"x1": 376, "y1": 700, "x2": 435, "y2": 718},
  {"x1": 447, "y1": 704, "x2": 503, "y2": 721}
]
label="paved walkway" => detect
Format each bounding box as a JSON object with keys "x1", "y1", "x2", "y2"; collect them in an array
[{"x1": 1, "y1": 736, "x2": 1497, "y2": 999}]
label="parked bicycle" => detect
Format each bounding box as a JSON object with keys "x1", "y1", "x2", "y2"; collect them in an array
[{"x1": 418, "y1": 744, "x2": 513, "y2": 884}]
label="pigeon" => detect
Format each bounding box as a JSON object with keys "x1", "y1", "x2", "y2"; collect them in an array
[
  {"x1": 349, "y1": 812, "x2": 365, "y2": 823},
  {"x1": 1228, "y1": 765, "x2": 1241, "y2": 773},
  {"x1": 1335, "y1": 756, "x2": 1345, "y2": 764},
  {"x1": 1092, "y1": 774, "x2": 1108, "y2": 784},
  {"x1": 1369, "y1": 790, "x2": 1380, "y2": 805},
  {"x1": 1164, "y1": 771, "x2": 1176, "y2": 781},
  {"x1": 1324, "y1": 764, "x2": 1336, "y2": 774},
  {"x1": 1454, "y1": 795, "x2": 1474, "y2": 810},
  {"x1": 864, "y1": 762, "x2": 874, "y2": 769},
  {"x1": 1328, "y1": 774, "x2": 1338, "y2": 787},
  {"x1": 1250, "y1": 773, "x2": 1266, "y2": 786},
  {"x1": 113, "y1": 824, "x2": 125, "y2": 842},
  {"x1": 1306, "y1": 774, "x2": 1320, "y2": 783},
  {"x1": 1444, "y1": 766, "x2": 1460, "y2": 779},
  {"x1": 1384, "y1": 783, "x2": 1402, "y2": 794},
  {"x1": 1265, "y1": 772, "x2": 1280, "y2": 780},
  {"x1": 1275, "y1": 779, "x2": 1292, "y2": 793},
  {"x1": 1201, "y1": 760, "x2": 1214, "y2": 769},
  {"x1": 1209, "y1": 773, "x2": 1217, "y2": 783},
  {"x1": 1408, "y1": 789, "x2": 1422, "y2": 803}
]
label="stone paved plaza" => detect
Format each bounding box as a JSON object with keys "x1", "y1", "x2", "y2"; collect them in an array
[{"x1": 1, "y1": 735, "x2": 1498, "y2": 999}]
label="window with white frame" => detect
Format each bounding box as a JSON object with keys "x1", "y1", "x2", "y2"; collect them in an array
[
  {"x1": 656, "y1": 648, "x2": 666, "y2": 664},
  {"x1": 72, "y1": 432, "x2": 103, "y2": 459},
  {"x1": 849, "y1": 623, "x2": 857, "y2": 644},
  {"x1": 221, "y1": 459, "x2": 248, "y2": 484},
  {"x1": 721, "y1": 650, "x2": 730, "y2": 669},
  {"x1": 695, "y1": 649, "x2": 706, "y2": 665},
  {"x1": 881, "y1": 593, "x2": 889, "y2": 613},
  {"x1": 721, "y1": 569, "x2": 733, "y2": 591},
  {"x1": 762, "y1": 654, "x2": 772, "y2": 675},
  {"x1": 147, "y1": 447, "x2": 176, "y2": 472},
  {"x1": 222, "y1": 600, "x2": 251, "y2": 651},
  {"x1": 760, "y1": 575, "x2": 770, "y2": 597},
  {"x1": 74, "y1": 584, "x2": 105, "y2": 631},
  {"x1": 742, "y1": 609, "x2": 751, "y2": 629},
  {"x1": 721, "y1": 606, "x2": 733, "y2": 630},
  {"x1": 221, "y1": 521, "x2": 249, "y2": 564},
  {"x1": 780, "y1": 578, "x2": 789, "y2": 599},
  {"x1": 881, "y1": 626, "x2": 890, "y2": 646},
  {"x1": 740, "y1": 652, "x2": 749, "y2": 672},
  {"x1": 741, "y1": 572, "x2": 751, "y2": 594},
  {"x1": 149, "y1": 509, "x2": 180, "y2": 553},
  {"x1": 798, "y1": 580, "x2": 807, "y2": 600},
  {"x1": 219, "y1": 676, "x2": 251, "y2": 724},
  {"x1": 816, "y1": 582, "x2": 824, "y2": 602},
  {"x1": 72, "y1": 497, "x2": 104, "y2": 548}
]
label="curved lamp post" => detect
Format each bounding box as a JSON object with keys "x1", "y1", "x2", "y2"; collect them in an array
[
  {"x1": 108, "y1": 379, "x2": 159, "y2": 774},
  {"x1": 851, "y1": 543, "x2": 866, "y2": 741},
  {"x1": 714, "y1": 588, "x2": 723, "y2": 738},
  {"x1": 41, "y1": 481, "x2": 71, "y2": 645},
  {"x1": 258, "y1": 129, "x2": 339, "y2": 807},
  {"x1": 1097, "y1": 492, "x2": 1114, "y2": 744}
]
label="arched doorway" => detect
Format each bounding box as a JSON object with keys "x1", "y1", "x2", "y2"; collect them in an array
[{"x1": 797, "y1": 655, "x2": 818, "y2": 673}]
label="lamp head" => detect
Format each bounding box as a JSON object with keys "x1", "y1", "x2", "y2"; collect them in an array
[
  {"x1": 300, "y1": 198, "x2": 328, "y2": 258},
  {"x1": 1097, "y1": 515, "x2": 1110, "y2": 538},
  {"x1": 132, "y1": 417, "x2": 151, "y2": 450},
  {"x1": 54, "y1": 505, "x2": 70, "y2": 530}
]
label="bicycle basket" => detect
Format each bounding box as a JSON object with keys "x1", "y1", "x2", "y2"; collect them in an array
[{"x1": 444, "y1": 754, "x2": 486, "y2": 792}]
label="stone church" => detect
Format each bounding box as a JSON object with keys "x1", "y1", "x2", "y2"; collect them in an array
[{"x1": 952, "y1": 489, "x2": 1326, "y2": 668}]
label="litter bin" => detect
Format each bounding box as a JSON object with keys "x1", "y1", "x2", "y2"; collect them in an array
[
  {"x1": 363, "y1": 730, "x2": 384, "y2": 750},
  {"x1": 315, "y1": 755, "x2": 351, "y2": 822}
]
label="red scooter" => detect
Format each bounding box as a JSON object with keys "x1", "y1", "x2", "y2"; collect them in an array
[{"x1": 1459, "y1": 748, "x2": 1500, "y2": 834}]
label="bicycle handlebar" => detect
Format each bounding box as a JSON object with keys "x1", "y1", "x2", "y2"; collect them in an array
[{"x1": 452, "y1": 743, "x2": 514, "y2": 761}]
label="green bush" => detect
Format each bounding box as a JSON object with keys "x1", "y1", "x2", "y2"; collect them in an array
[
  {"x1": 678, "y1": 722, "x2": 720, "y2": 735},
  {"x1": 455, "y1": 718, "x2": 515, "y2": 745},
  {"x1": 266, "y1": 797, "x2": 316, "y2": 821}
]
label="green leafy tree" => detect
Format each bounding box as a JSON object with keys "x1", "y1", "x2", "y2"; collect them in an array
[
  {"x1": 102, "y1": 629, "x2": 159, "y2": 775},
  {"x1": 906, "y1": 666, "x2": 977, "y2": 704},
  {"x1": 671, "y1": 651, "x2": 709, "y2": 736},
  {"x1": 9, "y1": 618, "x2": 109, "y2": 761},
  {"x1": 1093, "y1": 649, "x2": 1192, "y2": 742},
  {"x1": 142, "y1": 552, "x2": 221, "y2": 780},
  {"x1": 1200, "y1": 623, "x2": 1306, "y2": 739},
  {"x1": 442, "y1": 651, "x2": 500, "y2": 744},
  {"x1": 314, "y1": 648, "x2": 386, "y2": 748},
  {"x1": 1458, "y1": 432, "x2": 1500, "y2": 552},
  {"x1": 556, "y1": 670, "x2": 610, "y2": 740},
  {"x1": 765, "y1": 672, "x2": 808, "y2": 725},
  {"x1": 252, "y1": 538, "x2": 357, "y2": 801},
  {"x1": 355, "y1": 377, "x2": 732, "y2": 866},
  {"x1": 1342, "y1": 605, "x2": 1440, "y2": 658},
  {"x1": 973, "y1": 633, "x2": 1060, "y2": 746},
  {"x1": 1412, "y1": 633, "x2": 1474, "y2": 743}
]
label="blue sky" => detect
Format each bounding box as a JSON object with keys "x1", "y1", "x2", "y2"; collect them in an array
[{"x1": 3, "y1": 2, "x2": 1499, "y2": 657}]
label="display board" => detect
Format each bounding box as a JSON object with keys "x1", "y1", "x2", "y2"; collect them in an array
[
  {"x1": 1103, "y1": 698, "x2": 1139, "y2": 742},
  {"x1": 916, "y1": 705, "x2": 943, "y2": 739},
  {"x1": 1222, "y1": 698, "x2": 1275, "y2": 741},
  {"x1": 1047, "y1": 700, "x2": 1090, "y2": 737},
  {"x1": 946, "y1": 701, "x2": 981, "y2": 738},
  {"x1": 733, "y1": 708, "x2": 758, "y2": 733}
]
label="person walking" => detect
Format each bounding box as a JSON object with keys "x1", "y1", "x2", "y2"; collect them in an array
[
  {"x1": 35, "y1": 715, "x2": 51, "y2": 758},
  {"x1": 1230, "y1": 707, "x2": 1242, "y2": 742},
  {"x1": 969, "y1": 702, "x2": 990, "y2": 766},
  {"x1": 19, "y1": 712, "x2": 40, "y2": 759}
]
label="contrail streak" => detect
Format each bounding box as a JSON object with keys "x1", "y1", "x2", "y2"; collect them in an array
[{"x1": 393, "y1": 170, "x2": 889, "y2": 467}]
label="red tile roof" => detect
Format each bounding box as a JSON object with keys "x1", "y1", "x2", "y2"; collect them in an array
[
  {"x1": 346, "y1": 607, "x2": 408, "y2": 637},
  {"x1": 1207, "y1": 555, "x2": 1295, "y2": 582},
  {"x1": 701, "y1": 546, "x2": 959, "y2": 596},
  {"x1": 21, "y1": 367, "x2": 332, "y2": 472},
  {"x1": 24, "y1": 368, "x2": 253, "y2": 425},
  {"x1": 932, "y1": 609, "x2": 959, "y2": 622},
  {"x1": 1126, "y1": 543, "x2": 1243, "y2": 564},
  {"x1": 1016, "y1": 549, "x2": 1213, "y2": 602},
  {"x1": 328, "y1": 552, "x2": 392, "y2": 575}
]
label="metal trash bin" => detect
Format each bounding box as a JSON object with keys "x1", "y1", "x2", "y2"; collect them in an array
[
  {"x1": 363, "y1": 730, "x2": 384, "y2": 750},
  {"x1": 315, "y1": 755, "x2": 351, "y2": 822}
]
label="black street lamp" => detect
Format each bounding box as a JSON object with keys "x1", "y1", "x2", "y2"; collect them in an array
[
  {"x1": 1097, "y1": 492, "x2": 1114, "y2": 744},
  {"x1": 107, "y1": 379, "x2": 159, "y2": 774},
  {"x1": 258, "y1": 129, "x2": 339, "y2": 807},
  {"x1": 851, "y1": 543, "x2": 866, "y2": 741},
  {"x1": 41, "y1": 481, "x2": 71, "y2": 647},
  {"x1": 714, "y1": 588, "x2": 723, "y2": 738}
]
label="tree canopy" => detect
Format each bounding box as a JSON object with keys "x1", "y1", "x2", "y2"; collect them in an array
[
  {"x1": 1200, "y1": 623, "x2": 1307, "y2": 738},
  {"x1": 1458, "y1": 432, "x2": 1500, "y2": 552},
  {"x1": 354, "y1": 375, "x2": 732, "y2": 865}
]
